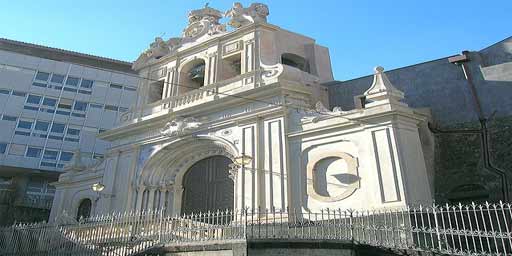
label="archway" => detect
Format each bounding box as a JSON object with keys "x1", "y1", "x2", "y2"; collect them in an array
[
  {"x1": 181, "y1": 155, "x2": 234, "y2": 214},
  {"x1": 76, "y1": 199, "x2": 92, "y2": 220}
]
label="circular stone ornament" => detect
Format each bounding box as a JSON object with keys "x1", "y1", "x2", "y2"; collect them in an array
[{"x1": 307, "y1": 152, "x2": 359, "y2": 202}]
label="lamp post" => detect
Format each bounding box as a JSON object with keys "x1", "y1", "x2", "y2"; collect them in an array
[
  {"x1": 234, "y1": 153, "x2": 253, "y2": 172},
  {"x1": 91, "y1": 183, "x2": 115, "y2": 214},
  {"x1": 233, "y1": 154, "x2": 252, "y2": 211}
]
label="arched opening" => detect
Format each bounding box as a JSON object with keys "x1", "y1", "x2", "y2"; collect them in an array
[
  {"x1": 179, "y1": 59, "x2": 206, "y2": 94},
  {"x1": 181, "y1": 155, "x2": 234, "y2": 215},
  {"x1": 281, "y1": 53, "x2": 309, "y2": 73},
  {"x1": 76, "y1": 198, "x2": 92, "y2": 220}
]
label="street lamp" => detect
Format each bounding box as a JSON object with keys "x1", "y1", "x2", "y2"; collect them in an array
[
  {"x1": 234, "y1": 154, "x2": 253, "y2": 166},
  {"x1": 91, "y1": 183, "x2": 105, "y2": 192}
]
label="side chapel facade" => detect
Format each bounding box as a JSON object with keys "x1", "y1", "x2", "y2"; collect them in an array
[{"x1": 50, "y1": 3, "x2": 434, "y2": 221}]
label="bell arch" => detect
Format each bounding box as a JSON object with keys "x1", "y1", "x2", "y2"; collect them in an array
[
  {"x1": 177, "y1": 57, "x2": 207, "y2": 94},
  {"x1": 134, "y1": 135, "x2": 238, "y2": 214}
]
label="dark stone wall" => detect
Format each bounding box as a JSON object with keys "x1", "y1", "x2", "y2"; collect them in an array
[{"x1": 326, "y1": 37, "x2": 512, "y2": 203}]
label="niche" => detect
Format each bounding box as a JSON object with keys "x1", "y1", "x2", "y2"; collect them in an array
[
  {"x1": 281, "y1": 53, "x2": 310, "y2": 73},
  {"x1": 147, "y1": 80, "x2": 164, "y2": 103},
  {"x1": 179, "y1": 59, "x2": 206, "y2": 94},
  {"x1": 219, "y1": 53, "x2": 241, "y2": 81}
]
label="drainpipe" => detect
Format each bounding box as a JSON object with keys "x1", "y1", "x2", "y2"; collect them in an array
[{"x1": 441, "y1": 51, "x2": 509, "y2": 201}]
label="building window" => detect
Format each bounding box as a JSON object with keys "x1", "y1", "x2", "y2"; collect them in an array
[
  {"x1": 124, "y1": 86, "x2": 137, "y2": 92},
  {"x1": 110, "y1": 83, "x2": 123, "y2": 89},
  {"x1": 2, "y1": 115, "x2": 17, "y2": 122},
  {"x1": 65, "y1": 76, "x2": 80, "y2": 87},
  {"x1": 0, "y1": 143, "x2": 6, "y2": 154},
  {"x1": 281, "y1": 53, "x2": 310, "y2": 73},
  {"x1": 32, "y1": 82, "x2": 47, "y2": 88},
  {"x1": 77, "y1": 199, "x2": 92, "y2": 220},
  {"x1": 50, "y1": 122, "x2": 66, "y2": 133},
  {"x1": 35, "y1": 71, "x2": 50, "y2": 81},
  {"x1": 93, "y1": 152, "x2": 104, "y2": 159},
  {"x1": 60, "y1": 151, "x2": 74, "y2": 162},
  {"x1": 42, "y1": 97, "x2": 57, "y2": 107},
  {"x1": 17, "y1": 120, "x2": 33, "y2": 130},
  {"x1": 12, "y1": 91, "x2": 26, "y2": 97},
  {"x1": 50, "y1": 74, "x2": 65, "y2": 84},
  {"x1": 42, "y1": 149, "x2": 59, "y2": 160},
  {"x1": 58, "y1": 99, "x2": 73, "y2": 110},
  {"x1": 26, "y1": 147, "x2": 42, "y2": 158},
  {"x1": 67, "y1": 128, "x2": 80, "y2": 136},
  {"x1": 90, "y1": 103, "x2": 103, "y2": 109},
  {"x1": 34, "y1": 121, "x2": 50, "y2": 132},
  {"x1": 0, "y1": 89, "x2": 10, "y2": 95},
  {"x1": 73, "y1": 101, "x2": 88, "y2": 111},
  {"x1": 104, "y1": 105, "x2": 119, "y2": 111},
  {"x1": 80, "y1": 79, "x2": 94, "y2": 89},
  {"x1": 26, "y1": 95, "x2": 42, "y2": 105}
]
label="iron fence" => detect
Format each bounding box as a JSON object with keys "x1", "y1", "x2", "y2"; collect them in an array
[{"x1": 0, "y1": 202, "x2": 511, "y2": 255}]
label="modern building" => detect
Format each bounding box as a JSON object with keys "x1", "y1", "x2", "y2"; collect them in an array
[
  {"x1": 0, "y1": 38, "x2": 139, "y2": 224},
  {"x1": 50, "y1": 3, "x2": 433, "y2": 222}
]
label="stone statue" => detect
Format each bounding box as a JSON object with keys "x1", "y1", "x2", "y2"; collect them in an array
[
  {"x1": 160, "y1": 117, "x2": 202, "y2": 137},
  {"x1": 225, "y1": 2, "x2": 269, "y2": 28},
  {"x1": 133, "y1": 37, "x2": 171, "y2": 70}
]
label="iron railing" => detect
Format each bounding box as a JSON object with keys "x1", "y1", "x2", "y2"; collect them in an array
[{"x1": 0, "y1": 202, "x2": 511, "y2": 255}]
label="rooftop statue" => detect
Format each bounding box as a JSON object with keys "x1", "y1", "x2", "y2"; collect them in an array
[
  {"x1": 225, "y1": 2, "x2": 269, "y2": 28},
  {"x1": 132, "y1": 2, "x2": 269, "y2": 70}
]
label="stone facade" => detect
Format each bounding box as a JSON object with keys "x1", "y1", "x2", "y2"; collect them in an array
[
  {"x1": 50, "y1": 3, "x2": 434, "y2": 221},
  {"x1": 327, "y1": 36, "x2": 512, "y2": 203}
]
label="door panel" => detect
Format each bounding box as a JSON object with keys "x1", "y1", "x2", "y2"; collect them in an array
[{"x1": 182, "y1": 155, "x2": 234, "y2": 214}]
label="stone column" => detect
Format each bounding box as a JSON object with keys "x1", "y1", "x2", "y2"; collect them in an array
[
  {"x1": 173, "y1": 185, "x2": 184, "y2": 215},
  {"x1": 135, "y1": 185, "x2": 145, "y2": 212},
  {"x1": 206, "y1": 52, "x2": 217, "y2": 86},
  {"x1": 125, "y1": 146, "x2": 140, "y2": 212},
  {"x1": 167, "y1": 67, "x2": 177, "y2": 98},
  {"x1": 228, "y1": 163, "x2": 239, "y2": 210},
  {"x1": 166, "y1": 184, "x2": 174, "y2": 215},
  {"x1": 147, "y1": 187, "x2": 156, "y2": 211},
  {"x1": 158, "y1": 186, "x2": 168, "y2": 210}
]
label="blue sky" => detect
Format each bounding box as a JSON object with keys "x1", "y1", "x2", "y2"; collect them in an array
[{"x1": 0, "y1": 0, "x2": 510, "y2": 80}]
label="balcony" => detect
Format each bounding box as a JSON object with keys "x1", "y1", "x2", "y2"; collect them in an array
[
  {"x1": 119, "y1": 70, "x2": 258, "y2": 125},
  {"x1": 118, "y1": 64, "x2": 320, "y2": 126}
]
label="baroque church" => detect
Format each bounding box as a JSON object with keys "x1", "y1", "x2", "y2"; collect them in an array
[{"x1": 50, "y1": 3, "x2": 434, "y2": 221}]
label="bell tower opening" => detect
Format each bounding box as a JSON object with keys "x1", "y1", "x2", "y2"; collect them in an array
[
  {"x1": 179, "y1": 59, "x2": 206, "y2": 94},
  {"x1": 181, "y1": 155, "x2": 234, "y2": 215}
]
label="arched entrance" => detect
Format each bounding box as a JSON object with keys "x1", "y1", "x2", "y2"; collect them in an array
[
  {"x1": 76, "y1": 199, "x2": 92, "y2": 220},
  {"x1": 181, "y1": 155, "x2": 234, "y2": 214}
]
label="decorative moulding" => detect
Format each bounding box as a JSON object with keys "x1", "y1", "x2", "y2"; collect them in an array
[
  {"x1": 363, "y1": 66, "x2": 405, "y2": 103},
  {"x1": 307, "y1": 151, "x2": 360, "y2": 202},
  {"x1": 160, "y1": 117, "x2": 203, "y2": 137}
]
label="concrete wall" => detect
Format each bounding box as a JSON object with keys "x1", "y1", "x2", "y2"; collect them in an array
[
  {"x1": 151, "y1": 240, "x2": 409, "y2": 256},
  {"x1": 326, "y1": 36, "x2": 512, "y2": 203}
]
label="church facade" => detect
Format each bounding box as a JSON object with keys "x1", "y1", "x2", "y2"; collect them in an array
[{"x1": 50, "y1": 3, "x2": 434, "y2": 221}]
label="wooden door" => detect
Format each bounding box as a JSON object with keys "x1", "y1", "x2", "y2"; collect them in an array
[{"x1": 182, "y1": 155, "x2": 234, "y2": 214}]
